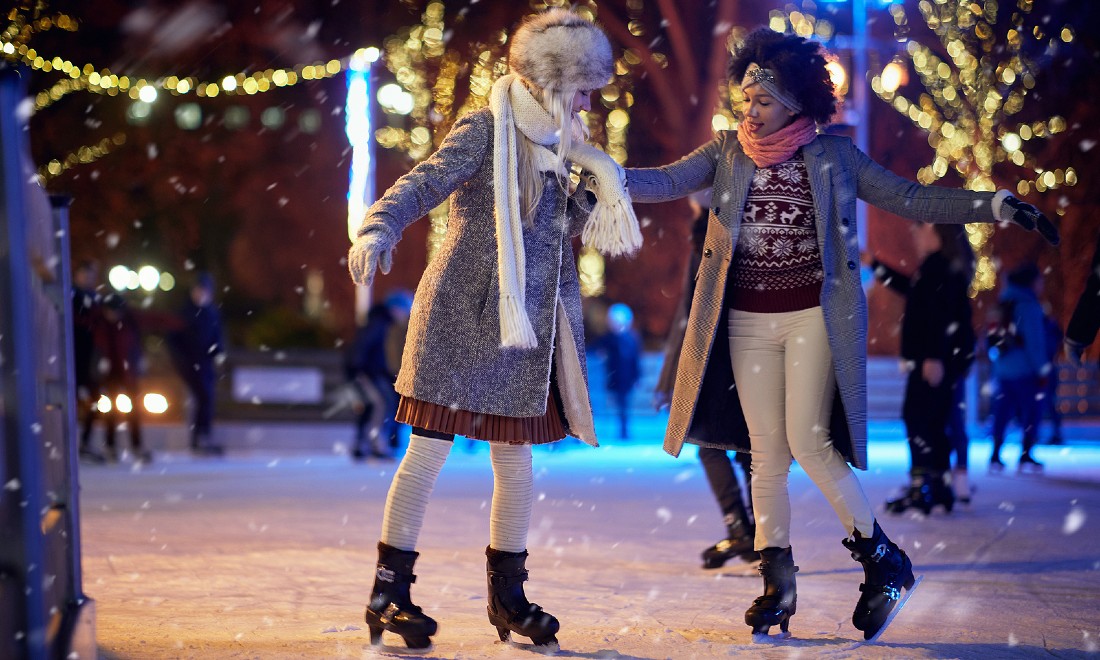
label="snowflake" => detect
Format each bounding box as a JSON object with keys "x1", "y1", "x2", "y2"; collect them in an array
[
  {"x1": 776, "y1": 164, "x2": 802, "y2": 182},
  {"x1": 752, "y1": 169, "x2": 771, "y2": 187},
  {"x1": 797, "y1": 237, "x2": 817, "y2": 253},
  {"x1": 773, "y1": 238, "x2": 795, "y2": 258},
  {"x1": 741, "y1": 229, "x2": 767, "y2": 255}
]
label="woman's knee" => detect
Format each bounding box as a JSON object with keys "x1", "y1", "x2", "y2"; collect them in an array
[{"x1": 790, "y1": 442, "x2": 851, "y2": 482}]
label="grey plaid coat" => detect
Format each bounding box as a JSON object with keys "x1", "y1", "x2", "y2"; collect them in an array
[
  {"x1": 627, "y1": 132, "x2": 996, "y2": 468},
  {"x1": 357, "y1": 108, "x2": 599, "y2": 445}
]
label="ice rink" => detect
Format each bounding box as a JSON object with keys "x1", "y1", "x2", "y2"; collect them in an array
[{"x1": 81, "y1": 419, "x2": 1100, "y2": 659}]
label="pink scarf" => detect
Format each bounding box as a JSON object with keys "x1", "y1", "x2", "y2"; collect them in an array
[{"x1": 737, "y1": 116, "x2": 818, "y2": 168}]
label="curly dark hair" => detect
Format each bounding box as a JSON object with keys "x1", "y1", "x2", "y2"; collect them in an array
[{"x1": 727, "y1": 28, "x2": 837, "y2": 125}]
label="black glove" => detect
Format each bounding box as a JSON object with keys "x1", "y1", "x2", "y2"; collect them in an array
[{"x1": 1002, "y1": 195, "x2": 1060, "y2": 245}]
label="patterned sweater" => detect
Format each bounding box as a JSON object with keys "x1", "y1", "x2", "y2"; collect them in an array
[{"x1": 726, "y1": 155, "x2": 823, "y2": 312}]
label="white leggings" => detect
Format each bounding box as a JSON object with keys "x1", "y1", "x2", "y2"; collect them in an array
[
  {"x1": 379, "y1": 434, "x2": 533, "y2": 553},
  {"x1": 728, "y1": 307, "x2": 875, "y2": 550}
]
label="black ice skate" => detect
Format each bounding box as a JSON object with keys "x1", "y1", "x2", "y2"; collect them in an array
[
  {"x1": 702, "y1": 519, "x2": 758, "y2": 569},
  {"x1": 842, "y1": 521, "x2": 918, "y2": 641},
  {"x1": 885, "y1": 473, "x2": 954, "y2": 515},
  {"x1": 485, "y1": 546, "x2": 560, "y2": 649},
  {"x1": 744, "y1": 546, "x2": 798, "y2": 642},
  {"x1": 365, "y1": 542, "x2": 438, "y2": 650}
]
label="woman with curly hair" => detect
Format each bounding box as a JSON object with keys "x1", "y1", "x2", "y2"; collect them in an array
[{"x1": 624, "y1": 27, "x2": 1058, "y2": 642}]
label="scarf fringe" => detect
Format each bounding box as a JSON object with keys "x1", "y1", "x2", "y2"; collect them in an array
[
  {"x1": 499, "y1": 294, "x2": 538, "y2": 349},
  {"x1": 566, "y1": 141, "x2": 642, "y2": 257},
  {"x1": 582, "y1": 195, "x2": 643, "y2": 257},
  {"x1": 489, "y1": 76, "x2": 641, "y2": 348}
]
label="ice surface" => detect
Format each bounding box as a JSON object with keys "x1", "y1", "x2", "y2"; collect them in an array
[{"x1": 79, "y1": 423, "x2": 1100, "y2": 658}]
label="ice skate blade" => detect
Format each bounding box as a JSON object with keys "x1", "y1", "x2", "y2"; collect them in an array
[
  {"x1": 499, "y1": 638, "x2": 561, "y2": 654},
  {"x1": 369, "y1": 639, "x2": 435, "y2": 655},
  {"x1": 864, "y1": 574, "x2": 924, "y2": 644},
  {"x1": 752, "y1": 631, "x2": 792, "y2": 644}
]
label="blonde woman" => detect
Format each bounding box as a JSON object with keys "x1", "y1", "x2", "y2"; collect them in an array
[{"x1": 347, "y1": 9, "x2": 638, "y2": 651}]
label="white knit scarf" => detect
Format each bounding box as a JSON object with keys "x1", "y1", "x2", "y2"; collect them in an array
[{"x1": 489, "y1": 74, "x2": 641, "y2": 349}]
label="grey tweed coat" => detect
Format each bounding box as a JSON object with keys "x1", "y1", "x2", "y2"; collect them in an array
[
  {"x1": 357, "y1": 108, "x2": 599, "y2": 446},
  {"x1": 626, "y1": 131, "x2": 996, "y2": 469}
]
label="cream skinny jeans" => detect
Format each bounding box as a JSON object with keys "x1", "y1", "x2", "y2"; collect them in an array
[{"x1": 728, "y1": 306, "x2": 875, "y2": 550}]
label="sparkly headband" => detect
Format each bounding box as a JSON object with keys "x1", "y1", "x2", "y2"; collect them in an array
[{"x1": 740, "y1": 62, "x2": 803, "y2": 114}]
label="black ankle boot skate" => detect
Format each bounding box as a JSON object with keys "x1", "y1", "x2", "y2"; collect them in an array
[
  {"x1": 744, "y1": 546, "x2": 798, "y2": 641},
  {"x1": 485, "y1": 546, "x2": 559, "y2": 647},
  {"x1": 842, "y1": 521, "x2": 917, "y2": 640},
  {"x1": 365, "y1": 542, "x2": 438, "y2": 649},
  {"x1": 702, "y1": 517, "x2": 759, "y2": 568},
  {"x1": 886, "y1": 473, "x2": 954, "y2": 515},
  {"x1": 884, "y1": 476, "x2": 929, "y2": 515}
]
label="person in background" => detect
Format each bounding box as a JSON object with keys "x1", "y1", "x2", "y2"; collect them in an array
[
  {"x1": 1040, "y1": 309, "x2": 1064, "y2": 444},
  {"x1": 1065, "y1": 232, "x2": 1100, "y2": 364},
  {"x1": 168, "y1": 272, "x2": 226, "y2": 456},
  {"x1": 346, "y1": 291, "x2": 412, "y2": 460},
  {"x1": 596, "y1": 302, "x2": 641, "y2": 439},
  {"x1": 873, "y1": 223, "x2": 976, "y2": 514},
  {"x1": 383, "y1": 291, "x2": 413, "y2": 452},
  {"x1": 86, "y1": 294, "x2": 152, "y2": 464},
  {"x1": 72, "y1": 260, "x2": 106, "y2": 463},
  {"x1": 655, "y1": 196, "x2": 756, "y2": 569},
  {"x1": 988, "y1": 263, "x2": 1050, "y2": 473}
]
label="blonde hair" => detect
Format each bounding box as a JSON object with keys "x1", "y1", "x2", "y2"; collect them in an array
[{"x1": 517, "y1": 84, "x2": 590, "y2": 226}]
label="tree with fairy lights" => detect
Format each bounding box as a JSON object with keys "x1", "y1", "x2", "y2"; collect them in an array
[{"x1": 869, "y1": 0, "x2": 1079, "y2": 292}]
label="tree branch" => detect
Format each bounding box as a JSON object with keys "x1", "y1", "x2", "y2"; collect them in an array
[
  {"x1": 655, "y1": 0, "x2": 697, "y2": 94},
  {"x1": 599, "y1": 7, "x2": 685, "y2": 153}
]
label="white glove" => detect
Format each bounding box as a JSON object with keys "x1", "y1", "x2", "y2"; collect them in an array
[{"x1": 348, "y1": 230, "x2": 394, "y2": 287}]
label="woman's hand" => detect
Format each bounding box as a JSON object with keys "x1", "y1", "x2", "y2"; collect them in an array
[
  {"x1": 1000, "y1": 195, "x2": 1060, "y2": 245},
  {"x1": 348, "y1": 230, "x2": 394, "y2": 287}
]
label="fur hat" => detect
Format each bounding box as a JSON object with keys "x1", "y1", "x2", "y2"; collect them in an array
[{"x1": 508, "y1": 9, "x2": 613, "y2": 92}]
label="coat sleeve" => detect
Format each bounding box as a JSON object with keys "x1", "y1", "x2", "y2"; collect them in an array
[
  {"x1": 848, "y1": 141, "x2": 997, "y2": 223},
  {"x1": 354, "y1": 110, "x2": 491, "y2": 243},
  {"x1": 1067, "y1": 233, "x2": 1100, "y2": 347},
  {"x1": 624, "y1": 136, "x2": 723, "y2": 203}
]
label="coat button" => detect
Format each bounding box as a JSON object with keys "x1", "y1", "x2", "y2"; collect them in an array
[
  {"x1": 703, "y1": 248, "x2": 713, "y2": 258},
  {"x1": 847, "y1": 260, "x2": 857, "y2": 270},
  {"x1": 712, "y1": 206, "x2": 721, "y2": 215},
  {"x1": 841, "y1": 217, "x2": 850, "y2": 226}
]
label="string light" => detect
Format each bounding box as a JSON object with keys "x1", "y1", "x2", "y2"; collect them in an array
[
  {"x1": 6, "y1": 3, "x2": 369, "y2": 186},
  {"x1": 2, "y1": 7, "x2": 350, "y2": 113},
  {"x1": 38, "y1": 132, "x2": 126, "y2": 182}
]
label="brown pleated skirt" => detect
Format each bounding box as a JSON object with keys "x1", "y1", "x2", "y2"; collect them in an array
[{"x1": 395, "y1": 390, "x2": 567, "y2": 445}]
